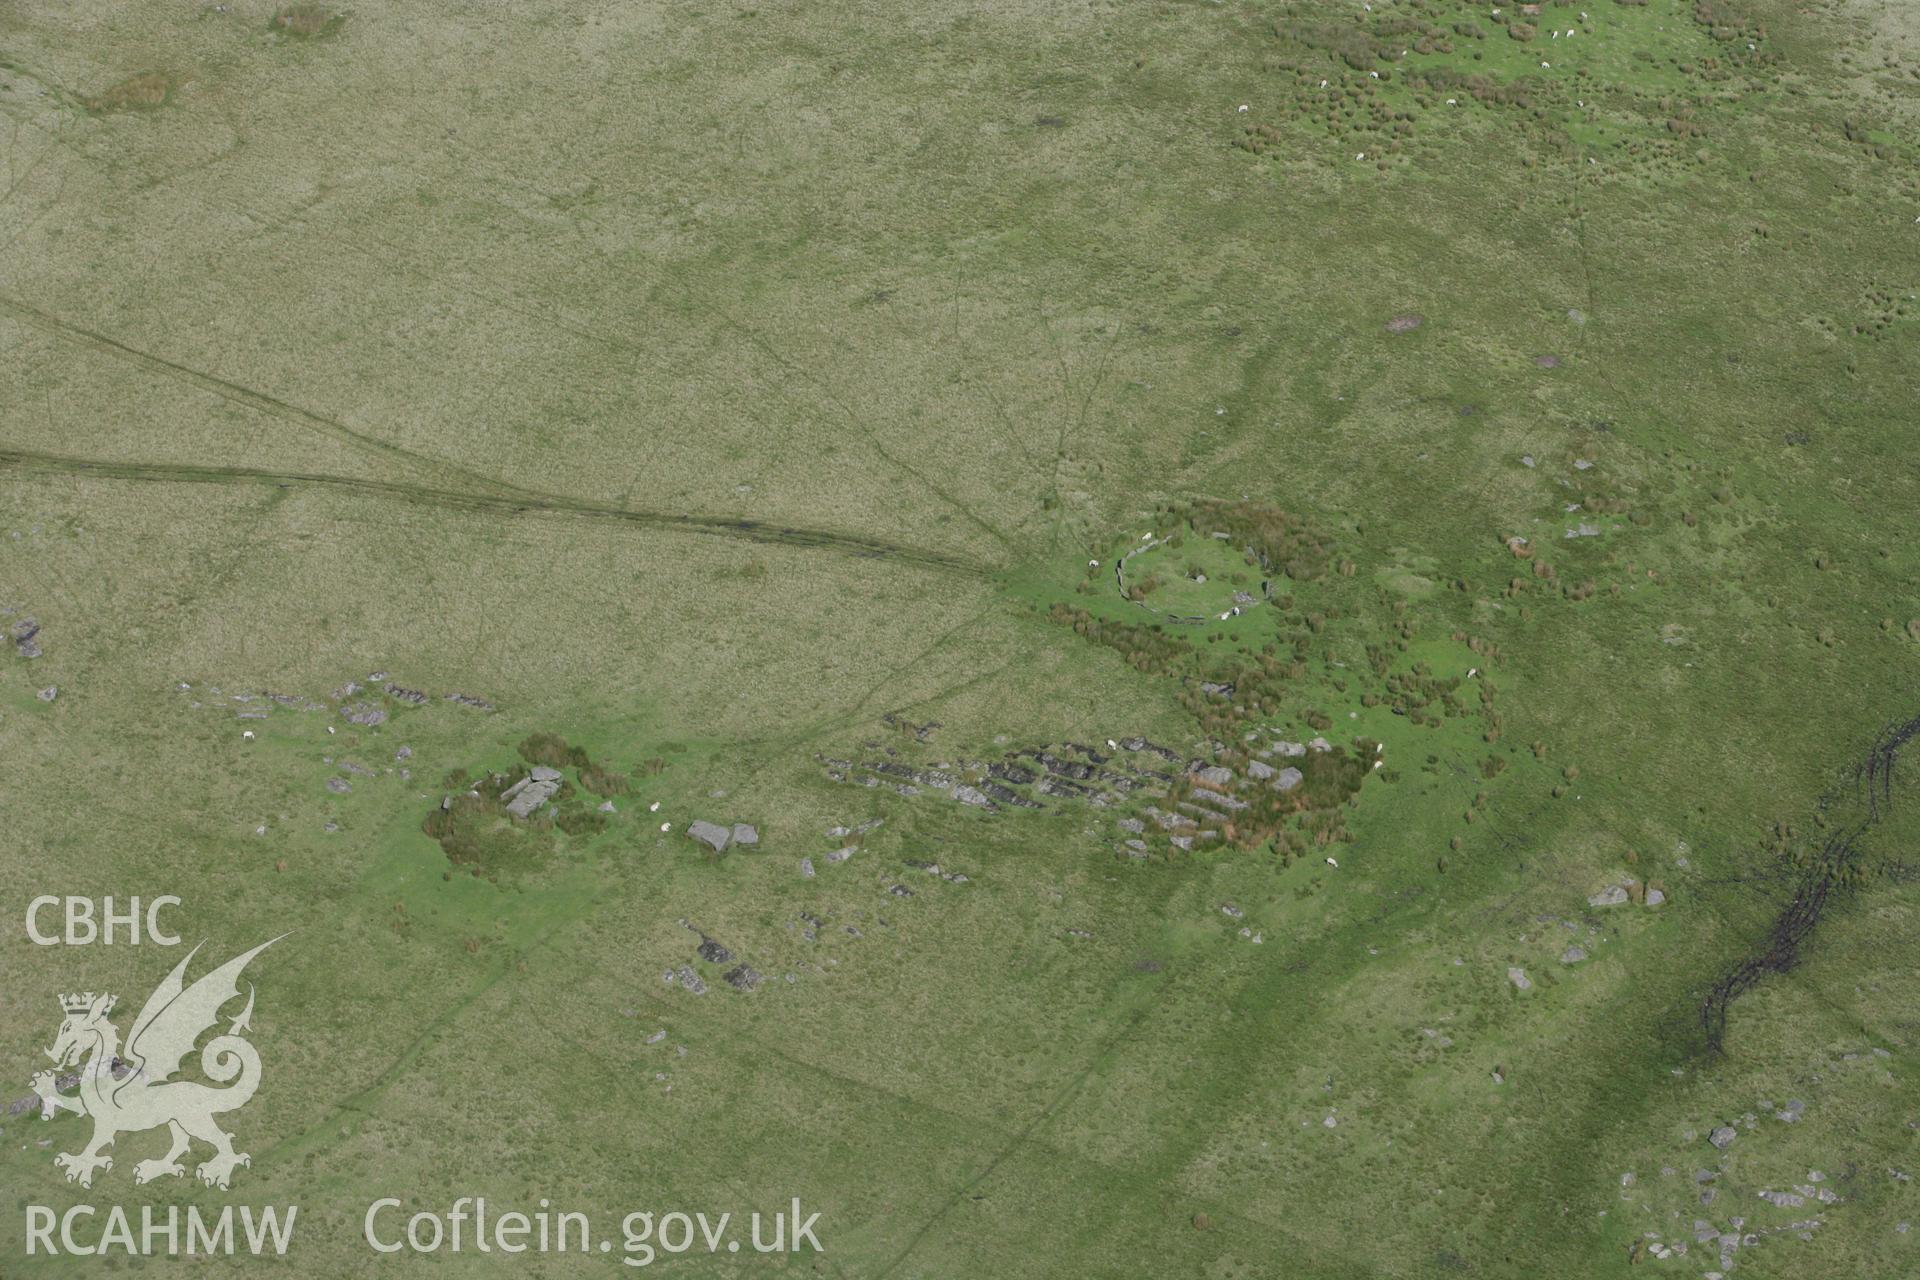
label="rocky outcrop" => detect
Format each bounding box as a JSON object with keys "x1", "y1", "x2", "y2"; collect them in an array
[{"x1": 502, "y1": 766, "x2": 562, "y2": 817}]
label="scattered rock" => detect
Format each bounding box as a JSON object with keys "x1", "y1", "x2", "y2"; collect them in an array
[
  {"x1": 598, "y1": 800, "x2": 616, "y2": 813},
  {"x1": 1534, "y1": 354, "x2": 1563, "y2": 368},
  {"x1": 722, "y1": 964, "x2": 761, "y2": 991},
  {"x1": 1509, "y1": 966, "x2": 1532, "y2": 990},
  {"x1": 1709, "y1": 1126, "x2": 1738, "y2": 1150},
  {"x1": 825, "y1": 846, "x2": 855, "y2": 864},
  {"x1": 341, "y1": 701, "x2": 387, "y2": 726},
  {"x1": 1560, "y1": 945, "x2": 1588, "y2": 964},
  {"x1": 799, "y1": 858, "x2": 815, "y2": 878},
  {"x1": 1588, "y1": 885, "x2": 1629, "y2": 907},
  {"x1": 1272, "y1": 767, "x2": 1304, "y2": 793},
  {"x1": 730, "y1": 823, "x2": 759, "y2": 847},
  {"x1": 1194, "y1": 765, "x2": 1234, "y2": 787},
  {"x1": 696, "y1": 938, "x2": 733, "y2": 965},
  {"x1": 325, "y1": 777, "x2": 352, "y2": 795},
  {"x1": 1248, "y1": 760, "x2": 1276, "y2": 781},
  {"x1": 1386, "y1": 313, "x2": 1425, "y2": 333},
  {"x1": 36, "y1": 685, "x2": 57, "y2": 702}
]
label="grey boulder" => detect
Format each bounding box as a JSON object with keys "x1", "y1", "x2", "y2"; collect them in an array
[{"x1": 687, "y1": 819, "x2": 732, "y2": 852}]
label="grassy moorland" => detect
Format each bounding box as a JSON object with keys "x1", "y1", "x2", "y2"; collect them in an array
[{"x1": 1, "y1": 1, "x2": 1916, "y2": 1275}]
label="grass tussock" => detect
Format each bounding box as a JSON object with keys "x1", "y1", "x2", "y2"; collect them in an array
[
  {"x1": 89, "y1": 72, "x2": 172, "y2": 113},
  {"x1": 272, "y1": 5, "x2": 346, "y2": 39}
]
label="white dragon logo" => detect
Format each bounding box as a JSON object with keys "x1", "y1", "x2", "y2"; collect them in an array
[{"x1": 32, "y1": 937, "x2": 283, "y2": 1190}]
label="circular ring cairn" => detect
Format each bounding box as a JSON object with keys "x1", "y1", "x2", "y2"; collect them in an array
[{"x1": 1114, "y1": 520, "x2": 1276, "y2": 623}]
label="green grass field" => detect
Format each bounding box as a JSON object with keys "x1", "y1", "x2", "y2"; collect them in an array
[{"x1": 2, "y1": 0, "x2": 1917, "y2": 1275}]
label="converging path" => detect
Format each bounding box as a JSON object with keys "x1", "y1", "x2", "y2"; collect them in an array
[{"x1": 0, "y1": 448, "x2": 988, "y2": 576}]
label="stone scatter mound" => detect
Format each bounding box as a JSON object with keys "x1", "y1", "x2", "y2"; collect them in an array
[
  {"x1": 819, "y1": 736, "x2": 1180, "y2": 815},
  {"x1": 821, "y1": 721, "x2": 1374, "y2": 860}
]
